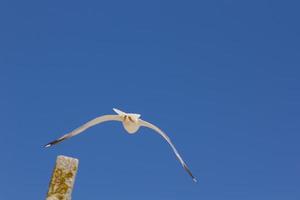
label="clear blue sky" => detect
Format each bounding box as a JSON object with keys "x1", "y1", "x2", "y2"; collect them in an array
[{"x1": 0, "y1": 0, "x2": 299, "y2": 199}]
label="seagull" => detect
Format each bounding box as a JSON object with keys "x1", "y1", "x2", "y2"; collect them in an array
[{"x1": 45, "y1": 108, "x2": 197, "y2": 182}]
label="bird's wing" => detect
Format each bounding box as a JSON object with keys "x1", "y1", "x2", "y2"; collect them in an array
[
  {"x1": 45, "y1": 115, "x2": 122, "y2": 147},
  {"x1": 139, "y1": 119, "x2": 197, "y2": 182}
]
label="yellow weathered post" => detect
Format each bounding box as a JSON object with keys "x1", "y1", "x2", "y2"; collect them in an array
[{"x1": 46, "y1": 155, "x2": 79, "y2": 200}]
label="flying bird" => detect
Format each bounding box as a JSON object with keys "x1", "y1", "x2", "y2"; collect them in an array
[{"x1": 45, "y1": 108, "x2": 197, "y2": 182}]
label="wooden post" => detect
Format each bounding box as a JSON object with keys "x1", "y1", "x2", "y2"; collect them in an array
[{"x1": 46, "y1": 155, "x2": 79, "y2": 200}]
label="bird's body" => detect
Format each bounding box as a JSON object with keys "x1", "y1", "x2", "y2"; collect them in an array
[
  {"x1": 45, "y1": 108, "x2": 197, "y2": 182},
  {"x1": 113, "y1": 108, "x2": 141, "y2": 133}
]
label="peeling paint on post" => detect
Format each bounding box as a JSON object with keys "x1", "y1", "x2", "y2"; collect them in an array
[{"x1": 46, "y1": 155, "x2": 79, "y2": 200}]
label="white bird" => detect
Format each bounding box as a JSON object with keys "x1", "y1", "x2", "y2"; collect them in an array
[{"x1": 45, "y1": 108, "x2": 197, "y2": 182}]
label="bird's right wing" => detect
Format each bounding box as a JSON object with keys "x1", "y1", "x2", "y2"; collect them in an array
[
  {"x1": 44, "y1": 115, "x2": 122, "y2": 147},
  {"x1": 139, "y1": 119, "x2": 197, "y2": 182}
]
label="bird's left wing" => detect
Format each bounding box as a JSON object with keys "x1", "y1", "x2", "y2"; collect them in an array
[
  {"x1": 45, "y1": 115, "x2": 122, "y2": 147},
  {"x1": 139, "y1": 119, "x2": 197, "y2": 182}
]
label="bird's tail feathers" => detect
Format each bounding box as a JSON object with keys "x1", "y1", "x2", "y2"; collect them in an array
[{"x1": 113, "y1": 108, "x2": 126, "y2": 115}]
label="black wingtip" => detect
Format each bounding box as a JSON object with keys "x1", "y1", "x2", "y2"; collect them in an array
[
  {"x1": 183, "y1": 164, "x2": 197, "y2": 183},
  {"x1": 44, "y1": 141, "x2": 57, "y2": 148},
  {"x1": 44, "y1": 143, "x2": 52, "y2": 148},
  {"x1": 44, "y1": 138, "x2": 64, "y2": 148}
]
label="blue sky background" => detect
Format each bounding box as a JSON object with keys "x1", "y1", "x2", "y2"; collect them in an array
[{"x1": 0, "y1": 0, "x2": 299, "y2": 199}]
